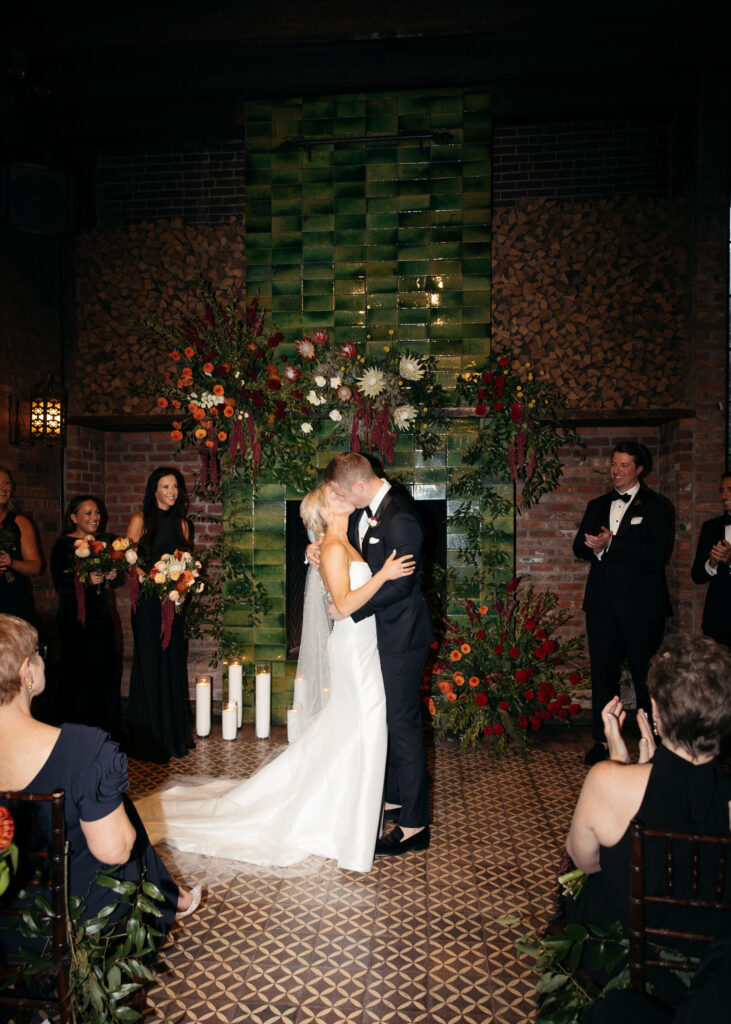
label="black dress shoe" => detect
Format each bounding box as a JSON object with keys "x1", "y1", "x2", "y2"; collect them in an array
[
  {"x1": 382, "y1": 806, "x2": 401, "y2": 824},
  {"x1": 584, "y1": 742, "x2": 609, "y2": 766},
  {"x1": 375, "y1": 826, "x2": 430, "y2": 858}
]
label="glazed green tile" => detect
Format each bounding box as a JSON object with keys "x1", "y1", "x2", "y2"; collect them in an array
[
  {"x1": 271, "y1": 247, "x2": 301, "y2": 265},
  {"x1": 398, "y1": 291, "x2": 429, "y2": 309},
  {"x1": 397, "y1": 259, "x2": 430, "y2": 275},
  {"x1": 303, "y1": 166, "x2": 333, "y2": 184},
  {"x1": 334, "y1": 196, "x2": 366, "y2": 214},
  {"x1": 366, "y1": 275, "x2": 397, "y2": 293},
  {"x1": 302, "y1": 246, "x2": 333, "y2": 263},
  {"x1": 431, "y1": 226, "x2": 463, "y2": 245},
  {"x1": 303, "y1": 294, "x2": 334, "y2": 313},
  {"x1": 335, "y1": 261, "x2": 366, "y2": 279},
  {"x1": 303, "y1": 213, "x2": 334, "y2": 231},
  {"x1": 365, "y1": 115, "x2": 398, "y2": 134},
  {"x1": 246, "y1": 265, "x2": 272, "y2": 284},
  {"x1": 334, "y1": 309, "x2": 366, "y2": 327},
  {"x1": 333, "y1": 147, "x2": 366, "y2": 167},
  {"x1": 397, "y1": 243, "x2": 430, "y2": 260},
  {"x1": 333, "y1": 276, "x2": 364, "y2": 296},
  {"x1": 303, "y1": 278, "x2": 333, "y2": 295},
  {"x1": 273, "y1": 277, "x2": 302, "y2": 296},
  {"x1": 333, "y1": 164, "x2": 366, "y2": 183},
  {"x1": 366, "y1": 244, "x2": 398, "y2": 261},
  {"x1": 334, "y1": 181, "x2": 365, "y2": 199},
  {"x1": 336, "y1": 99, "x2": 365, "y2": 117},
  {"x1": 398, "y1": 196, "x2": 429, "y2": 214},
  {"x1": 334, "y1": 222, "x2": 365, "y2": 238},
  {"x1": 246, "y1": 231, "x2": 272, "y2": 248},
  {"x1": 300, "y1": 264, "x2": 334, "y2": 282},
  {"x1": 303, "y1": 312, "x2": 334, "y2": 329},
  {"x1": 334, "y1": 244, "x2": 366, "y2": 261},
  {"x1": 274, "y1": 311, "x2": 306, "y2": 329},
  {"x1": 271, "y1": 215, "x2": 303, "y2": 234},
  {"x1": 367, "y1": 163, "x2": 398, "y2": 182},
  {"x1": 463, "y1": 163, "x2": 492, "y2": 181},
  {"x1": 252, "y1": 645, "x2": 286, "y2": 663},
  {"x1": 366, "y1": 178, "x2": 399, "y2": 197},
  {"x1": 273, "y1": 294, "x2": 303, "y2": 313},
  {"x1": 365, "y1": 292, "x2": 397, "y2": 310}
]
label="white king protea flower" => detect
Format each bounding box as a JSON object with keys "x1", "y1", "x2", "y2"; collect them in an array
[
  {"x1": 357, "y1": 367, "x2": 387, "y2": 399},
  {"x1": 393, "y1": 404, "x2": 418, "y2": 429},
  {"x1": 399, "y1": 355, "x2": 426, "y2": 381}
]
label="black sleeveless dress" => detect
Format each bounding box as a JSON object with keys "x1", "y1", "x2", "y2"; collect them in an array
[
  {"x1": 50, "y1": 534, "x2": 121, "y2": 737},
  {"x1": 0, "y1": 511, "x2": 34, "y2": 622},
  {"x1": 126, "y1": 510, "x2": 194, "y2": 764},
  {"x1": 568, "y1": 744, "x2": 731, "y2": 1004}
]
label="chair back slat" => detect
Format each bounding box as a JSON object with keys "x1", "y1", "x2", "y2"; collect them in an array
[
  {"x1": 0, "y1": 788, "x2": 71, "y2": 1023},
  {"x1": 628, "y1": 817, "x2": 731, "y2": 994}
]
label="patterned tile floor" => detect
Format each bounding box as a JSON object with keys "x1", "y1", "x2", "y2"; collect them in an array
[{"x1": 128, "y1": 725, "x2": 592, "y2": 1024}]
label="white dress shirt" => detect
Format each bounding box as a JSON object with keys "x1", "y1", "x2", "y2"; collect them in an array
[
  {"x1": 597, "y1": 481, "x2": 641, "y2": 560},
  {"x1": 358, "y1": 480, "x2": 391, "y2": 547}
]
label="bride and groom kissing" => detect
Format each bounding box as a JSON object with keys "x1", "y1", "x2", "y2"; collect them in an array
[{"x1": 137, "y1": 451, "x2": 433, "y2": 872}]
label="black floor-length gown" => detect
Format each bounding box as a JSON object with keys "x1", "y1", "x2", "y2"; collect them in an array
[
  {"x1": 126, "y1": 509, "x2": 194, "y2": 763},
  {"x1": 0, "y1": 511, "x2": 34, "y2": 623},
  {"x1": 50, "y1": 534, "x2": 121, "y2": 736}
]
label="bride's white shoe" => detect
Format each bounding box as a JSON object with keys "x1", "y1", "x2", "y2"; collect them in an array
[{"x1": 177, "y1": 884, "x2": 202, "y2": 919}]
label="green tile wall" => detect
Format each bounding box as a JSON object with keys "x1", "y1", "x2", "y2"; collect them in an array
[{"x1": 225, "y1": 88, "x2": 507, "y2": 724}]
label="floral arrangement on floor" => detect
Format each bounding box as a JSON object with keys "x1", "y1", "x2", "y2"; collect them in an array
[
  {"x1": 130, "y1": 549, "x2": 204, "y2": 649},
  {"x1": 134, "y1": 279, "x2": 446, "y2": 488},
  {"x1": 426, "y1": 577, "x2": 584, "y2": 754},
  {"x1": 454, "y1": 350, "x2": 578, "y2": 509},
  {"x1": 0, "y1": 806, "x2": 17, "y2": 898},
  {"x1": 292, "y1": 329, "x2": 446, "y2": 464},
  {"x1": 72, "y1": 535, "x2": 132, "y2": 626}
]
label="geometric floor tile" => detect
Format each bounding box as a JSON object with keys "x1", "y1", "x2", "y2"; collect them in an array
[{"x1": 127, "y1": 723, "x2": 593, "y2": 1023}]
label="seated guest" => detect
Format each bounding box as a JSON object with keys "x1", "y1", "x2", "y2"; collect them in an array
[
  {"x1": 0, "y1": 613, "x2": 200, "y2": 946},
  {"x1": 566, "y1": 635, "x2": 731, "y2": 1006},
  {"x1": 50, "y1": 496, "x2": 122, "y2": 737},
  {"x1": 690, "y1": 472, "x2": 731, "y2": 649}
]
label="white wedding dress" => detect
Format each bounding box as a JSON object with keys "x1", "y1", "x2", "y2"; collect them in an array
[{"x1": 136, "y1": 562, "x2": 387, "y2": 873}]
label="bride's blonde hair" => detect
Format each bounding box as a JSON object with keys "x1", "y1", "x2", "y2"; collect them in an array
[{"x1": 299, "y1": 484, "x2": 330, "y2": 536}]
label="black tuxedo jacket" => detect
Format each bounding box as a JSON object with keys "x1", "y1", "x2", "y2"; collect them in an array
[
  {"x1": 572, "y1": 483, "x2": 674, "y2": 618},
  {"x1": 691, "y1": 514, "x2": 731, "y2": 645},
  {"x1": 348, "y1": 488, "x2": 434, "y2": 653}
]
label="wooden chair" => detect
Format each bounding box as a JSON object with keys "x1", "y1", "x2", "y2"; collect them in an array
[
  {"x1": 0, "y1": 788, "x2": 71, "y2": 1024},
  {"x1": 628, "y1": 815, "x2": 731, "y2": 993}
]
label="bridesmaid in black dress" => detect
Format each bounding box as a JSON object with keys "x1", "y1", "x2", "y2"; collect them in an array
[
  {"x1": 125, "y1": 467, "x2": 194, "y2": 764},
  {"x1": 0, "y1": 466, "x2": 42, "y2": 623},
  {"x1": 50, "y1": 495, "x2": 121, "y2": 736}
]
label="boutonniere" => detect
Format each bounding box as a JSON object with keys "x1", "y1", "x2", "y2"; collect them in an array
[{"x1": 367, "y1": 515, "x2": 379, "y2": 528}]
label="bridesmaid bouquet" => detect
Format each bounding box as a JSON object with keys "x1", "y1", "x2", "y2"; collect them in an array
[
  {"x1": 132, "y1": 550, "x2": 204, "y2": 649},
  {"x1": 0, "y1": 525, "x2": 17, "y2": 581},
  {"x1": 73, "y1": 535, "x2": 131, "y2": 625}
]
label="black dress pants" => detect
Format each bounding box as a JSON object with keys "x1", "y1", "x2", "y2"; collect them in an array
[
  {"x1": 586, "y1": 610, "x2": 666, "y2": 741},
  {"x1": 380, "y1": 645, "x2": 430, "y2": 827}
]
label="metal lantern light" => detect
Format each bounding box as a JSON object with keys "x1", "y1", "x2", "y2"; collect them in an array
[{"x1": 29, "y1": 373, "x2": 65, "y2": 443}]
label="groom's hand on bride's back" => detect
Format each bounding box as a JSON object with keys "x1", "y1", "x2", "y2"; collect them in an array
[
  {"x1": 327, "y1": 599, "x2": 346, "y2": 621},
  {"x1": 305, "y1": 539, "x2": 322, "y2": 569}
]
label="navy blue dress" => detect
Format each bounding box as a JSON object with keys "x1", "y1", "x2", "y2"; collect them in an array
[
  {"x1": 20, "y1": 724, "x2": 177, "y2": 929},
  {"x1": 0, "y1": 512, "x2": 34, "y2": 623}
]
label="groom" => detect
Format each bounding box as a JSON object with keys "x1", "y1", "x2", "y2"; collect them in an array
[{"x1": 310, "y1": 452, "x2": 434, "y2": 856}]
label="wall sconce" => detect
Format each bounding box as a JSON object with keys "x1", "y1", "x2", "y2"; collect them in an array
[{"x1": 9, "y1": 373, "x2": 65, "y2": 446}]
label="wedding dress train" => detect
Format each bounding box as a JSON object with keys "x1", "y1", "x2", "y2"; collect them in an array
[{"x1": 136, "y1": 562, "x2": 387, "y2": 872}]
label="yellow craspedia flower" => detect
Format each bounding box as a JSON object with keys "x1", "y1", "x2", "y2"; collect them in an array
[
  {"x1": 528, "y1": 372, "x2": 534, "y2": 380},
  {"x1": 388, "y1": 329, "x2": 394, "y2": 335},
  {"x1": 384, "y1": 346, "x2": 390, "y2": 353}
]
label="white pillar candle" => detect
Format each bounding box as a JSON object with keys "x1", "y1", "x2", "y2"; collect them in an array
[
  {"x1": 228, "y1": 662, "x2": 243, "y2": 728},
  {"x1": 287, "y1": 707, "x2": 300, "y2": 744},
  {"x1": 221, "y1": 702, "x2": 237, "y2": 741},
  {"x1": 255, "y1": 663, "x2": 271, "y2": 739},
  {"x1": 293, "y1": 675, "x2": 305, "y2": 711},
  {"x1": 195, "y1": 677, "x2": 211, "y2": 737}
]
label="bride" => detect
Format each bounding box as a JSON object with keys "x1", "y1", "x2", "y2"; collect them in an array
[{"x1": 136, "y1": 483, "x2": 415, "y2": 873}]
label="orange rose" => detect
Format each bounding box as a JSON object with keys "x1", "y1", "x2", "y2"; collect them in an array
[
  {"x1": 170, "y1": 430, "x2": 183, "y2": 441},
  {"x1": 203, "y1": 362, "x2": 214, "y2": 374},
  {"x1": 213, "y1": 384, "x2": 225, "y2": 396},
  {"x1": 450, "y1": 650, "x2": 462, "y2": 661},
  {"x1": 178, "y1": 378, "x2": 192, "y2": 388},
  {"x1": 461, "y1": 643, "x2": 471, "y2": 654},
  {"x1": 182, "y1": 570, "x2": 194, "y2": 581},
  {"x1": 209, "y1": 406, "x2": 219, "y2": 417},
  {"x1": 182, "y1": 365, "x2": 193, "y2": 377},
  {"x1": 224, "y1": 396, "x2": 236, "y2": 407},
  {"x1": 479, "y1": 605, "x2": 489, "y2": 615},
  {"x1": 193, "y1": 408, "x2": 206, "y2": 421},
  {"x1": 184, "y1": 346, "x2": 195, "y2": 358},
  {"x1": 268, "y1": 414, "x2": 275, "y2": 425},
  {"x1": 217, "y1": 431, "x2": 227, "y2": 442},
  {"x1": 427, "y1": 697, "x2": 436, "y2": 716},
  {"x1": 172, "y1": 399, "x2": 181, "y2": 408},
  {"x1": 452, "y1": 672, "x2": 465, "y2": 685},
  {"x1": 205, "y1": 439, "x2": 215, "y2": 448},
  {"x1": 223, "y1": 405, "x2": 234, "y2": 418},
  {"x1": 176, "y1": 580, "x2": 189, "y2": 595},
  {"x1": 194, "y1": 427, "x2": 207, "y2": 439},
  {"x1": 172, "y1": 420, "x2": 182, "y2": 429},
  {"x1": 446, "y1": 692, "x2": 457, "y2": 702},
  {"x1": 157, "y1": 396, "x2": 169, "y2": 408},
  {"x1": 170, "y1": 350, "x2": 181, "y2": 361},
  {"x1": 437, "y1": 680, "x2": 451, "y2": 694},
  {"x1": 468, "y1": 676, "x2": 480, "y2": 688}
]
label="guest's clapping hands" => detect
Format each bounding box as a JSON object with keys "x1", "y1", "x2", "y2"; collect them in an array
[
  {"x1": 601, "y1": 697, "x2": 630, "y2": 763},
  {"x1": 636, "y1": 708, "x2": 656, "y2": 763},
  {"x1": 584, "y1": 527, "x2": 612, "y2": 553},
  {"x1": 708, "y1": 539, "x2": 731, "y2": 568}
]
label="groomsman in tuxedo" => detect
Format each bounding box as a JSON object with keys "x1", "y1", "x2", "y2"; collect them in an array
[
  {"x1": 691, "y1": 472, "x2": 731, "y2": 648},
  {"x1": 317, "y1": 452, "x2": 434, "y2": 856},
  {"x1": 572, "y1": 441, "x2": 674, "y2": 766}
]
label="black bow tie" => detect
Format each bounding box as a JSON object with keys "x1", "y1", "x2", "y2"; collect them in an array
[
  {"x1": 365, "y1": 506, "x2": 373, "y2": 518},
  {"x1": 724, "y1": 512, "x2": 731, "y2": 524},
  {"x1": 612, "y1": 490, "x2": 631, "y2": 503}
]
